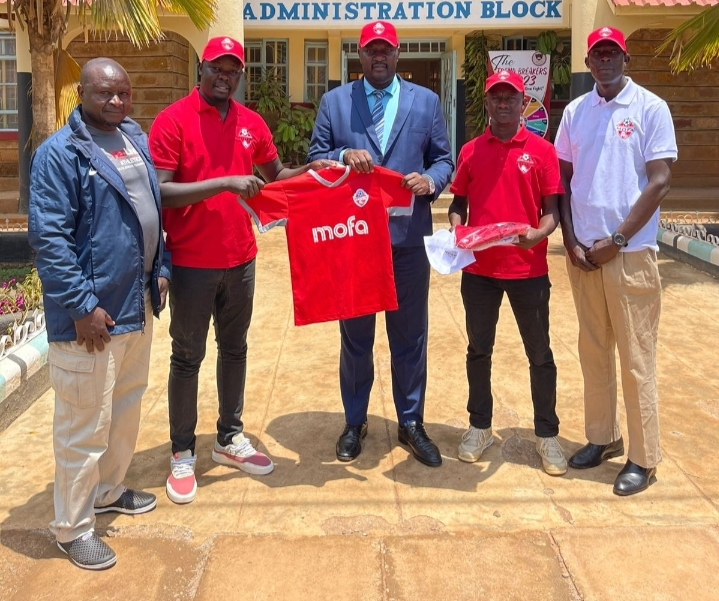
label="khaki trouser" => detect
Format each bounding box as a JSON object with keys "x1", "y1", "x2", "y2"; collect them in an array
[
  {"x1": 566, "y1": 249, "x2": 662, "y2": 469},
  {"x1": 49, "y1": 304, "x2": 153, "y2": 543}
]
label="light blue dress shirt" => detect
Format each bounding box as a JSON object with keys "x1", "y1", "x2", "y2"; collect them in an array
[{"x1": 338, "y1": 76, "x2": 401, "y2": 162}]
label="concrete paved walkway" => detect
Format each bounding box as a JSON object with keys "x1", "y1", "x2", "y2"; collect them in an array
[{"x1": 1, "y1": 228, "x2": 719, "y2": 601}]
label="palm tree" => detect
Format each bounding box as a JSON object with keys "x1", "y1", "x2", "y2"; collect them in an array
[
  {"x1": 659, "y1": 4, "x2": 719, "y2": 72},
  {"x1": 8, "y1": 0, "x2": 216, "y2": 149}
]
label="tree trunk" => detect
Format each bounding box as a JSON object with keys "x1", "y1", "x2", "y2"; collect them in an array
[{"x1": 27, "y1": 29, "x2": 56, "y2": 151}]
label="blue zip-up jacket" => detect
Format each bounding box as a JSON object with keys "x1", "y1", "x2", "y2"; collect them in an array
[{"x1": 28, "y1": 107, "x2": 171, "y2": 343}]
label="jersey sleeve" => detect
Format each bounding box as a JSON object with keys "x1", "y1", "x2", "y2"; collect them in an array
[
  {"x1": 643, "y1": 101, "x2": 678, "y2": 162},
  {"x1": 376, "y1": 166, "x2": 413, "y2": 216},
  {"x1": 148, "y1": 110, "x2": 182, "y2": 171},
  {"x1": 252, "y1": 116, "x2": 280, "y2": 166},
  {"x1": 539, "y1": 144, "x2": 564, "y2": 196},
  {"x1": 449, "y1": 144, "x2": 470, "y2": 196},
  {"x1": 554, "y1": 109, "x2": 573, "y2": 163},
  {"x1": 239, "y1": 184, "x2": 289, "y2": 233}
]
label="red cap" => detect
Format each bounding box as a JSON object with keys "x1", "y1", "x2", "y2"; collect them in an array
[
  {"x1": 359, "y1": 21, "x2": 399, "y2": 48},
  {"x1": 485, "y1": 70, "x2": 525, "y2": 94},
  {"x1": 587, "y1": 27, "x2": 627, "y2": 54},
  {"x1": 202, "y1": 36, "x2": 245, "y2": 66}
]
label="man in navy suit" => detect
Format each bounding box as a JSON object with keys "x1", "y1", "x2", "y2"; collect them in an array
[{"x1": 307, "y1": 20, "x2": 454, "y2": 467}]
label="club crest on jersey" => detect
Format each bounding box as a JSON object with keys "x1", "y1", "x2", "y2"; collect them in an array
[
  {"x1": 517, "y1": 153, "x2": 535, "y2": 174},
  {"x1": 237, "y1": 127, "x2": 253, "y2": 149},
  {"x1": 312, "y1": 216, "x2": 369, "y2": 243},
  {"x1": 616, "y1": 118, "x2": 635, "y2": 140},
  {"x1": 353, "y1": 189, "x2": 369, "y2": 208}
]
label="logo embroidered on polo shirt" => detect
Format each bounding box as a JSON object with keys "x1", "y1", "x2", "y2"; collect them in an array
[
  {"x1": 616, "y1": 118, "x2": 635, "y2": 140},
  {"x1": 353, "y1": 188, "x2": 369, "y2": 207},
  {"x1": 237, "y1": 127, "x2": 253, "y2": 149},
  {"x1": 517, "y1": 153, "x2": 535, "y2": 174}
]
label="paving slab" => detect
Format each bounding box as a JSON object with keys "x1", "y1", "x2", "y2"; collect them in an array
[
  {"x1": 3, "y1": 534, "x2": 203, "y2": 601},
  {"x1": 195, "y1": 535, "x2": 384, "y2": 601},
  {"x1": 384, "y1": 532, "x2": 577, "y2": 601},
  {"x1": 554, "y1": 526, "x2": 719, "y2": 601}
]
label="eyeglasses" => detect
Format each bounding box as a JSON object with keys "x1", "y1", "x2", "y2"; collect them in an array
[{"x1": 360, "y1": 47, "x2": 398, "y2": 58}]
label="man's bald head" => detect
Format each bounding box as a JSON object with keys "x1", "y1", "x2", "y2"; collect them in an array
[
  {"x1": 80, "y1": 57, "x2": 129, "y2": 87},
  {"x1": 78, "y1": 57, "x2": 132, "y2": 131}
]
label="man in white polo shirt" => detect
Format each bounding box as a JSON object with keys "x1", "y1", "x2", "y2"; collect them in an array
[{"x1": 555, "y1": 26, "x2": 677, "y2": 496}]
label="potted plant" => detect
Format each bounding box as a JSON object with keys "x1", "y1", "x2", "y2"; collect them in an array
[{"x1": 253, "y1": 68, "x2": 317, "y2": 167}]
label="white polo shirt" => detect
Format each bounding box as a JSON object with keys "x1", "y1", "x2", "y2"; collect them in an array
[{"x1": 555, "y1": 77, "x2": 677, "y2": 252}]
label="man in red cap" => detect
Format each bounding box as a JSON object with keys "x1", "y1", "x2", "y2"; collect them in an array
[
  {"x1": 448, "y1": 69, "x2": 566, "y2": 475},
  {"x1": 149, "y1": 37, "x2": 331, "y2": 505},
  {"x1": 555, "y1": 27, "x2": 677, "y2": 495},
  {"x1": 308, "y1": 21, "x2": 454, "y2": 467}
]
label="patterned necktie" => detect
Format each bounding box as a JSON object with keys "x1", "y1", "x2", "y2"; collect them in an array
[{"x1": 371, "y1": 89, "x2": 386, "y2": 148}]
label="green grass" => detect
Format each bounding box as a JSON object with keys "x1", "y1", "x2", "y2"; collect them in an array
[{"x1": 0, "y1": 264, "x2": 33, "y2": 285}]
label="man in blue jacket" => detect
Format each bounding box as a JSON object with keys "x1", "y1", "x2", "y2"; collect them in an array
[
  {"x1": 307, "y1": 21, "x2": 454, "y2": 466},
  {"x1": 28, "y1": 58, "x2": 170, "y2": 570}
]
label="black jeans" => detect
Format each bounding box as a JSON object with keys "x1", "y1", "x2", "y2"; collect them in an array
[
  {"x1": 461, "y1": 272, "x2": 559, "y2": 437},
  {"x1": 168, "y1": 260, "x2": 255, "y2": 453}
]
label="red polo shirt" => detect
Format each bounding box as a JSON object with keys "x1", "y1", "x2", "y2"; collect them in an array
[
  {"x1": 450, "y1": 126, "x2": 563, "y2": 279},
  {"x1": 149, "y1": 88, "x2": 278, "y2": 268}
]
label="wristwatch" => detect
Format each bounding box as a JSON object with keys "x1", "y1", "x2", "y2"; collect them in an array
[
  {"x1": 611, "y1": 231, "x2": 628, "y2": 247},
  {"x1": 422, "y1": 174, "x2": 436, "y2": 196}
]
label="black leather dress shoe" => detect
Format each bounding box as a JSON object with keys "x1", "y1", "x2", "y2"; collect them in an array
[
  {"x1": 568, "y1": 438, "x2": 624, "y2": 469},
  {"x1": 613, "y1": 460, "x2": 657, "y2": 496},
  {"x1": 336, "y1": 422, "x2": 368, "y2": 462},
  {"x1": 398, "y1": 421, "x2": 442, "y2": 467}
]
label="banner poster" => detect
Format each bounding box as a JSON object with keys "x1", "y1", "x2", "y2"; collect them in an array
[{"x1": 488, "y1": 50, "x2": 551, "y2": 138}]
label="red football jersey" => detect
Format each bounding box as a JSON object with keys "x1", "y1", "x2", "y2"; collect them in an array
[{"x1": 241, "y1": 165, "x2": 413, "y2": 326}]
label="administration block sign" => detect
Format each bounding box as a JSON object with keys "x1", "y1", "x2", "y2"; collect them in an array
[{"x1": 242, "y1": 0, "x2": 565, "y2": 27}]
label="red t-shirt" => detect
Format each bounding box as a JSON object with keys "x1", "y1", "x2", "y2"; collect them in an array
[
  {"x1": 148, "y1": 88, "x2": 278, "y2": 268},
  {"x1": 450, "y1": 126, "x2": 563, "y2": 279},
  {"x1": 241, "y1": 165, "x2": 413, "y2": 326}
]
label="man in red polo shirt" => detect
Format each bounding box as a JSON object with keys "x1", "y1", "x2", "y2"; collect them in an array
[
  {"x1": 149, "y1": 36, "x2": 331, "y2": 504},
  {"x1": 448, "y1": 70, "x2": 567, "y2": 476}
]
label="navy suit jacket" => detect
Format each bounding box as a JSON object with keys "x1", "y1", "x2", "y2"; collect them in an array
[{"x1": 307, "y1": 78, "x2": 454, "y2": 247}]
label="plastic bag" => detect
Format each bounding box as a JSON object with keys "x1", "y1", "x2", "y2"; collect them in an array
[{"x1": 454, "y1": 222, "x2": 530, "y2": 252}]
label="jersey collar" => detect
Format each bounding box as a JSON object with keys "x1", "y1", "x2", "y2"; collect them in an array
[
  {"x1": 190, "y1": 86, "x2": 238, "y2": 116},
  {"x1": 590, "y1": 76, "x2": 638, "y2": 106},
  {"x1": 484, "y1": 124, "x2": 530, "y2": 144}
]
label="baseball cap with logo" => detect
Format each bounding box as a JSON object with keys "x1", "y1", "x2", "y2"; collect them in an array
[
  {"x1": 587, "y1": 26, "x2": 627, "y2": 54},
  {"x1": 359, "y1": 21, "x2": 399, "y2": 48},
  {"x1": 485, "y1": 70, "x2": 525, "y2": 94},
  {"x1": 202, "y1": 36, "x2": 245, "y2": 66}
]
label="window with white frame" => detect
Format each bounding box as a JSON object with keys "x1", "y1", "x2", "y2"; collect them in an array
[
  {"x1": 245, "y1": 39, "x2": 288, "y2": 101},
  {"x1": 0, "y1": 34, "x2": 17, "y2": 131},
  {"x1": 305, "y1": 42, "x2": 327, "y2": 102}
]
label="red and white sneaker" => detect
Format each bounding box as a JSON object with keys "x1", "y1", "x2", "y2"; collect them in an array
[
  {"x1": 166, "y1": 450, "x2": 197, "y2": 504},
  {"x1": 212, "y1": 433, "x2": 274, "y2": 475}
]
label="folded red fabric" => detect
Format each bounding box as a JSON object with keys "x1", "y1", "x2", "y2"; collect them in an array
[{"x1": 454, "y1": 222, "x2": 530, "y2": 251}]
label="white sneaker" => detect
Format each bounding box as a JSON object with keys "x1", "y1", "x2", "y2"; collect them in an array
[
  {"x1": 457, "y1": 426, "x2": 494, "y2": 463},
  {"x1": 212, "y1": 433, "x2": 274, "y2": 475},
  {"x1": 536, "y1": 436, "x2": 568, "y2": 476},
  {"x1": 166, "y1": 450, "x2": 197, "y2": 504}
]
